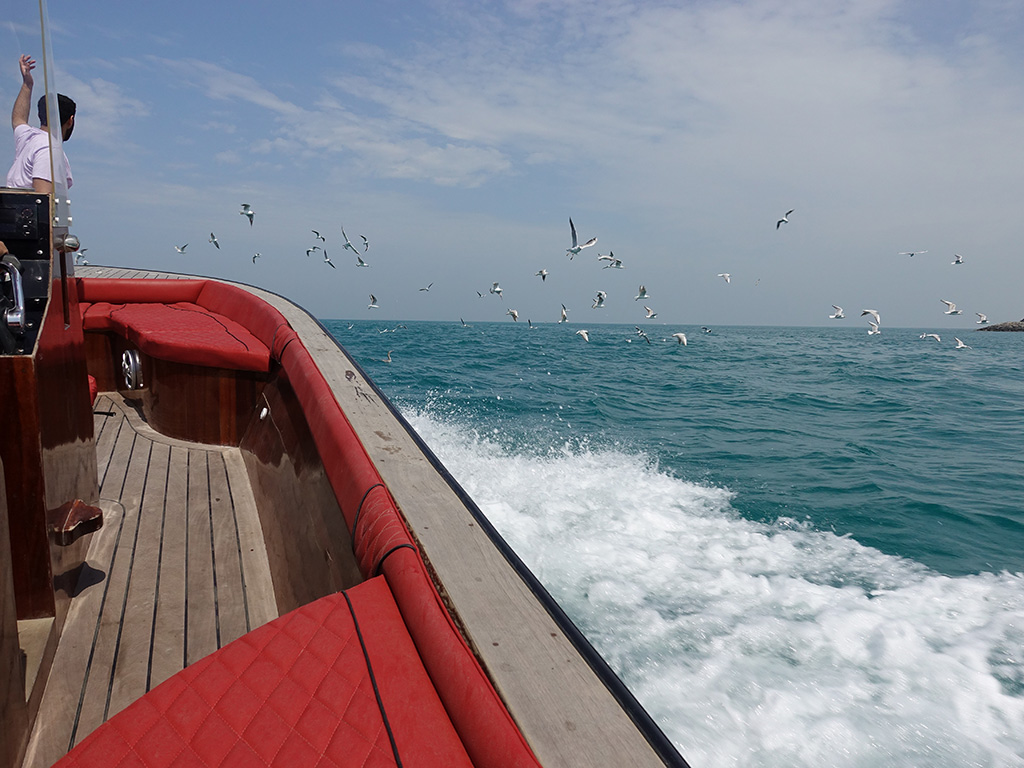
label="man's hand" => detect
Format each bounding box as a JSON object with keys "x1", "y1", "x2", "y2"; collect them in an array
[
  {"x1": 12, "y1": 55, "x2": 36, "y2": 129},
  {"x1": 19, "y1": 55, "x2": 35, "y2": 89}
]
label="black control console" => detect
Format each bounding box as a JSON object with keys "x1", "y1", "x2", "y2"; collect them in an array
[{"x1": 0, "y1": 190, "x2": 51, "y2": 354}]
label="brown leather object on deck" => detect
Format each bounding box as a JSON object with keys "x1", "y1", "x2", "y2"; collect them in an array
[{"x1": 47, "y1": 499, "x2": 103, "y2": 547}]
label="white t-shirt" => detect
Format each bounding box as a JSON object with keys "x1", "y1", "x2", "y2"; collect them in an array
[{"x1": 6, "y1": 123, "x2": 73, "y2": 189}]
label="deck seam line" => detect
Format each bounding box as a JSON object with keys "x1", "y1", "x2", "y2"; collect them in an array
[
  {"x1": 146, "y1": 444, "x2": 172, "y2": 692},
  {"x1": 221, "y1": 452, "x2": 251, "y2": 633},
  {"x1": 206, "y1": 453, "x2": 222, "y2": 648}
]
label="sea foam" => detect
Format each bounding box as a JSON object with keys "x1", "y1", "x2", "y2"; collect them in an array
[{"x1": 405, "y1": 409, "x2": 1024, "y2": 768}]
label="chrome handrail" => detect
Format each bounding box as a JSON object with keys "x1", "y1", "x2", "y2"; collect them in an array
[{"x1": 1, "y1": 259, "x2": 26, "y2": 333}]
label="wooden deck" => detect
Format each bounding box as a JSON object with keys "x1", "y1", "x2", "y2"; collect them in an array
[{"x1": 22, "y1": 393, "x2": 277, "y2": 768}]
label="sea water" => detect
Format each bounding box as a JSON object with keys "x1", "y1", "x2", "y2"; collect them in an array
[{"x1": 324, "y1": 320, "x2": 1024, "y2": 767}]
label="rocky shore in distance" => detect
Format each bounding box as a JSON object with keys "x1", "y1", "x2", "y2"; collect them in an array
[{"x1": 977, "y1": 320, "x2": 1024, "y2": 331}]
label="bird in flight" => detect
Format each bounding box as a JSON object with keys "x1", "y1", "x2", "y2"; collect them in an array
[
  {"x1": 644, "y1": 306, "x2": 657, "y2": 319},
  {"x1": 861, "y1": 309, "x2": 881, "y2": 325},
  {"x1": 252, "y1": 252, "x2": 261, "y2": 263},
  {"x1": 419, "y1": 282, "x2": 433, "y2": 292},
  {"x1": 209, "y1": 233, "x2": 220, "y2": 249},
  {"x1": 489, "y1": 282, "x2": 503, "y2": 299},
  {"x1": 240, "y1": 203, "x2": 254, "y2": 225},
  {"x1": 381, "y1": 350, "x2": 392, "y2": 363},
  {"x1": 558, "y1": 304, "x2": 568, "y2": 323},
  {"x1": 898, "y1": 250, "x2": 927, "y2": 257},
  {"x1": 368, "y1": 294, "x2": 379, "y2": 309},
  {"x1": 920, "y1": 333, "x2": 941, "y2": 342},
  {"x1": 940, "y1": 299, "x2": 962, "y2": 315},
  {"x1": 536, "y1": 269, "x2": 549, "y2": 281},
  {"x1": 867, "y1": 321, "x2": 881, "y2": 335},
  {"x1": 175, "y1": 243, "x2": 188, "y2": 254},
  {"x1": 952, "y1": 253, "x2": 964, "y2": 265},
  {"x1": 306, "y1": 246, "x2": 321, "y2": 257},
  {"x1": 312, "y1": 229, "x2": 326, "y2": 242},
  {"x1": 592, "y1": 290, "x2": 607, "y2": 309},
  {"x1": 360, "y1": 235, "x2": 369, "y2": 252},
  {"x1": 976, "y1": 313, "x2": 988, "y2": 324},
  {"x1": 323, "y1": 252, "x2": 336, "y2": 268},
  {"x1": 507, "y1": 309, "x2": 519, "y2": 322},
  {"x1": 576, "y1": 329, "x2": 590, "y2": 342},
  {"x1": 356, "y1": 255, "x2": 369, "y2": 267},
  {"x1": 954, "y1": 337, "x2": 971, "y2": 349},
  {"x1": 634, "y1": 326, "x2": 651, "y2": 344},
  {"x1": 566, "y1": 218, "x2": 597, "y2": 259},
  {"x1": 717, "y1": 273, "x2": 731, "y2": 284},
  {"x1": 829, "y1": 305, "x2": 845, "y2": 319},
  {"x1": 635, "y1": 285, "x2": 649, "y2": 301},
  {"x1": 460, "y1": 318, "x2": 472, "y2": 328},
  {"x1": 776, "y1": 209, "x2": 794, "y2": 229},
  {"x1": 671, "y1": 332, "x2": 688, "y2": 346},
  {"x1": 341, "y1": 227, "x2": 362, "y2": 256}
]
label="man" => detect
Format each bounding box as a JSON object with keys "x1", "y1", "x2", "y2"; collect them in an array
[{"x1": 6, "y1": 54, "x2": 75, "y2": 193}]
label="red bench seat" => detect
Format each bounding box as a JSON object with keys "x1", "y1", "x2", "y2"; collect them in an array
[{"x1": 54, "y1": 576, "x2": 474, "y2": 768}]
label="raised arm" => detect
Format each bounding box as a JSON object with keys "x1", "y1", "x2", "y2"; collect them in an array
[{"x1": 11, "y1": 55, "x2": 35, "y2": 129}]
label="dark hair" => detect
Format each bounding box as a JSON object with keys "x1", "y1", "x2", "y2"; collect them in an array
[{"x1": 37, "y1": 93, "x2": 76, "y2": 127}]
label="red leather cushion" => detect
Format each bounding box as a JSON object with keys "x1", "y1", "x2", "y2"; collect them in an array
[
  {"x1": 87, "y1": 375, "x2": 98, "y2": 405},
  {"x1": 107, "y1": 302, "x2": 270, "y2": 371},
  {"x1": 196, "y1": 282, "x2": 291, "y2": 353},
  {"x1": 76, "y1": 278, "x2": 204, "y2": 306},
  {"x1": 54, "y1": 577, "x2": 473, "y2": 768}
]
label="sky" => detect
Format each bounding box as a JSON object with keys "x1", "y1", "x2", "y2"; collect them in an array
[{"x1": 3, "y1": 0, "x2": 1024, "y2": 327}]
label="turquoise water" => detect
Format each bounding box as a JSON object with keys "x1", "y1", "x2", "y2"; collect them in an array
[{"x1": 325, "y1": 320, "x2": 1024, "y2": 767}]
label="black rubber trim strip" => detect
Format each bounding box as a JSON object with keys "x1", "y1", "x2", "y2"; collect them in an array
[
  {"x1": 352, "y1": 482, "x2": 385, "y2": 540},
  {"x1": 343, "y1": 589, "x2": 403, "y2": 768}
]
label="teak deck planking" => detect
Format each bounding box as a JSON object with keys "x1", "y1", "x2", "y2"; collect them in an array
[{"x1": 22, "y1": 394, "x2": 276, "y2": 768}]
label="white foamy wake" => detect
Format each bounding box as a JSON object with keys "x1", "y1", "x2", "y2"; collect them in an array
[{"x1": 405, "y1": 410, "x2": 1024, "y2": 768}]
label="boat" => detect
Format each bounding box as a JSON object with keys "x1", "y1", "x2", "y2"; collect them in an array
[{"x1": 1, "y1": 6, "x2": 690, "y2": 767}]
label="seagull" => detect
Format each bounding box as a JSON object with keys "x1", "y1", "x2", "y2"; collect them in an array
[
  {"x1": 898, "y1": 250, "x2": 927, "y2": 257},
  {"x1": 861, "y1": 309, "x2": 881, "y2": 325},
  {"x1": 592, "y1": 290, "x2": 607, "y2": 309},
  {"x1": 528, "y1": 319, "x2": 537, "y2": 330},
  {"x1": 312, "y1": 229, "x2": 326, "y2": 242},
  {"x1": 536, "y1": 269, "x2": 549, "y2": 281},
  {"x1": 634, "y1": 285, "x2": 649, "y2": 301},
  {"x1": 829, "y1": 305, "x2": 845, "y2": 319},
  {"x1": 575, "y1": 329, "x2": 590, "y2": 342},
  {"x1": 671, "y1": 332, "x2": 688, "y2": 346},
  {"x1": 976, "y1": 313, "x2": 988, "y2": 324},
  {"x1": 776, "y1": 209, "x2": 794, "y2": 229},
  {"x1": 341, "y1": 227, "x2": 362, "y2": 256},
  {"x1": 602, "y1": 258, "x2": 624, "y2": 269},
  {"x1": 644, "y1": 306, "x2": 657, "y2": 319},
  {"x1": 368, "y1": 294, "x2": 379, "y2": 309},
  {"x1": 323, "y1": 252, "x2": 336, "y2": 268},
  {"x1": 940, "y1": 299, "x2": 962, "y2": 315},
  {"x1": 360, "y1": 235, "x2": 369, "y2": 252},
  {"x1": 952, "y1": 253, "x2": 964, "y2": 265},
  {"x1": 356, "y1": 255, "x2": 369, "y2": 267},
  {"x1": 209, "y1": 233, "x2": 220, "y2": 249},
  {"x1": 566, "y1": 218, "x2": 597, "y2": 259},
  {"x1": 240, "y1": 203, "x2": 254, "y2": 225},
  {"x1": 920, "y1": 333, "x2": 941, "y2": 342},
  {"x1": 381, "y1": 350, "x2": 392, "y2": 363},
  {"x1": 954, "y1": 337, "x2": 971, "y2": 349},
  {"x1": 701, "y1": 326, "x2": 712, "y2": 334},
  {"x1": 489, "y1": 282, "x2": 503, "y2": 299},
  {"x1": 252, "y1": 252, "x2": 261, "y2": 263},
  {"x1": 419, "y1": 282, "x2": 433, "y2": 292},
  {"x1": 596, "y1": 252, "x2": 616, "y2": 264},
  {"x1": 306, "y1": 246, "x2": 321, "y2": 257},
  {"x1": 717, "y1": 273, "x2": 731, "y2": 284},
  {"x1": 634, "y1": 326, "x2": 651, "y2": 344},
  {"x1": 558, "y1": 304, "x2": 568, "y2": 323},
  {"x1": 175, "y1": 243, "x2": 188, "y2": 254},
  {"x1": 460, "y1": 318, "x2": 472, "y2": 327},
  {"x1": 507, "y1": 308, "x2": 519, "y2": 322},
  {"x1": 867, "y1": 321, "x2": 881, "y2": 335}
]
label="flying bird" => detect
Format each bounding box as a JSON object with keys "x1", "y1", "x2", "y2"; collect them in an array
[
  {"x1": 829, "y1": 305, "x2": 845, "y2": 319},
  {"x1": 312, "y1": 229, "x2": 326, "y2": 242},
  {"x1": 323, "y1": 252, "x2": 336, "y2": 268},
  {"x1": 575, "y1": 329, "x2": 590, "y2": 342},
  {"x1": 536, "y1": 269, "x2": 549, "y2": 281},
  {"x1": 634, "y1": 285, "x2": 649, "y2": 301},
  {"x1": 252, "y1": 252, "x2": 261, "y2": 263},
  {"x1": 592, "y1": 290, "x2": 607, "y2": 309},
  {"x1": 368, "y1": 294, "x2": 379, "y2": 309},
  {"x1": 898, "y1": 250, "x2": 927, "y2": 257},
  {"x1": 341, "y1": 227, "x2": 362, "y2": 256},
  {"x1": 634, "y1": 326, "x2": 651, "y2": 344},
  {"x1": 566, "y1": 218, "x2": 597, "y2": 259},
  {"x1": 209, "y1": 233, "x2": 220, "y2": 249},
  {"x1": 460, "y1": 318, "x2": 472, "y2": 327},
  {"x1": 867, "y1": 321, "x2": 881, "y2": 335},
  {"x1": 175, "y1": 243, "x2": 188, "y2": 254},
  {"x1": 360, "y1": 235, "x2": 369, "y2": 252},
  {"x1": 558, "y1": 304, "x2": 568, "y2": 323},
  {"x1": 602, "y1": 258, "x2": 624, "y2": 269},
  {"x1": 671, "y1": 332, "x2": 688, "y2": 346},
  {"x1": 306, "y1": 246, "x2": 321, "y2": 257},
  {"x1": 507, "y1": 309, "x2": 519, "y2": 322},
  {"x1": 356, "y1": 255, "x2": 369, "y2": 267},
  {"x1": 920, "y1": 333, "x2": 941, "y2": 342},
  {"x1": 861, "y1": 309, "x2": 881, "y2": 325},
  {"x1": 954, "y1": 337, "x2": 971, "y2": 349},
  {"x1": 952, "y1": 253, "x2": 964, "y2": 265},
  {"x1": 717, "y1": 273, "x2": 731, "y2": 284},
  {"x1": 976, "y1": 313, "x2": 988, "y2": 324},
  {"x1": 489, "y1": 282, "x2": 503, "y2": 299},
  {"x1": 419, "y1": 282, "x2": 433, "y2": 292},
  {"x1": 240, "y1": 204, "x2": 254, "y2": 225},
  {"x1": 644, "y1": 306, "x2": 657, "y2": 319},
  {"x1": 776, "y1": 209, "x2": 794, "y2": 229},
  {"x1": 940, "y1": 299, "x2": 962, "y2": 315},
  {"x1": 381, "y1": 351, "x2": 392, "y2": 363}
]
